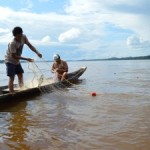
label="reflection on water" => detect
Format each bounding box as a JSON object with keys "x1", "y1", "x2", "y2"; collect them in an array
[
  {"x1": 0, "y1": 101, "x2": 30, "y2": 149},
  {"x1": 0, "y1": 60, "x2": 150, "y2": 150},
  {"x1": 5, "y1": 111, "x2": 29, "y2": 149}
]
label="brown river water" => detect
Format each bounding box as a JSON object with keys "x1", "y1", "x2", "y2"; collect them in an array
[{"x1": 0, "y1": 60, "x2": 150, "y2": 150}]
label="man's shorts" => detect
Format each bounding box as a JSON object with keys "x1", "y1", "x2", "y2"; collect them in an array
[{"x1": 6, "y1": 63, "x2": 24, "y2": 77}]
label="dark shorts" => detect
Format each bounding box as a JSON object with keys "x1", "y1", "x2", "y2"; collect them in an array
[{"x1": 6, "y1": 63, "x2": 24, "y2": 77}]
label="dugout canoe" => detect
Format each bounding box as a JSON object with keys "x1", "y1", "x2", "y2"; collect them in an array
[{"x1": 0, "y1": 67, "x2": 87, "y2": 103}]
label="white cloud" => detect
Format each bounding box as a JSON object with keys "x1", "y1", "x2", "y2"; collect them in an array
[
  {"x1": 127, "y1": 35, "x2": 150, "y2": 49},
  {"x1": 0, "y1": 33, "x2": 12, "y2": 44},
  {"x1": 65, "y1": 0, "x2": 101, "y2": 15},
  {"x1": 0, "y1": 28, "x2": 9, "y2": 33},
  {"x1": 41, "y1": 35, "x2": 51, "y2": 43},
  {"x1": 73, "y1": 0, "x2": 150, "y2": 15},
  {"x1": 0, "y1": 0, "x2": 150, "y2": 59},
  {"x1": 58, "y1": 28, "x2": 81, "y2": 43},
  {"x1": 65, "y1": 0, "x2": 150, "y2": 41},
  {"x1": 65, "y1": 0, "x2": 143, "y2": 15}
]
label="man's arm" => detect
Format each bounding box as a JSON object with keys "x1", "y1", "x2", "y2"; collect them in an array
[
  {"x1": 26, "y1": 42, "x2": 42, "y2": 58},
  {"x1": 51, "y1": 63, "x2": 56, "y2": 73},
  {"x1": 12, "y1": 53, "x2": 33, "y2": 62}
]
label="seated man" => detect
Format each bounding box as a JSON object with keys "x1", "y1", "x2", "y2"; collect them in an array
[{"x1": 51, "y1": 54, "x2": 68, "y2": 81}]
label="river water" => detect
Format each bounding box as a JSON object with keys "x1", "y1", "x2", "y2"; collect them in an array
[{"x1": 0, "y1": 60, "x2": 150, "y2": 150}]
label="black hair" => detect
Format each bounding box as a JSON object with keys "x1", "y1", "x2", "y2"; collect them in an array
[{"x1": 12, "y1": 26, "x2": 23, "y2": 36}]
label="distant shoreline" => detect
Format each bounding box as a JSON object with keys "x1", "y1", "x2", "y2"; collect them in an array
[
  {"x1": 78, "y1": 55, "x2": 150, "y2": 62},
  {"x1": 0, "y1": 55, "x2": 150, "y2": 63}
]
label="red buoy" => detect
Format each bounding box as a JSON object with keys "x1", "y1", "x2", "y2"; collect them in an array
[{"x1": 91, "y1": 92, "x2": 96, "y2": 96}]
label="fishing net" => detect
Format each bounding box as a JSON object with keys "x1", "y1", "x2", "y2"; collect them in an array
[{"x1": 24, "y1": 59, "x2": 82, "y2": 97}]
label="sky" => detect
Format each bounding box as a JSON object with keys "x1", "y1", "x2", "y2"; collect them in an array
[{"x1": 0, "y1": 0, "x2": 150, "y2": 61}]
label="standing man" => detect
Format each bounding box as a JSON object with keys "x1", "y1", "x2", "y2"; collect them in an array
[
  {"x1": 51, "y1": 54, "x2": 68, "y2": 81},
  {"x1": 5, "y1": 26, "x2": 42, "y2": 94}
]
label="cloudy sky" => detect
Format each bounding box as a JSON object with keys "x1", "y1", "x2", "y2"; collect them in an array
[{"x1": 0, "y1": 0, "x2": 150, "y2": 60}]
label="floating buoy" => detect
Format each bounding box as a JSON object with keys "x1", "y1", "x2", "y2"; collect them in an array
[{"x1": 91, "y1": 92, "x2": 96, "y2": 96}]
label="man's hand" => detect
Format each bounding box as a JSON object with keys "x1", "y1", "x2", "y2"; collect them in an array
[
  {"x1": 37, "y1": 52, "x2": 42, "y2": 58},
  {"x1": 27, "y1": 58, "x2": 34, "y2": 62},
  {"x1": 55, "y1": 68, "x2": 59, "y2": 72}
]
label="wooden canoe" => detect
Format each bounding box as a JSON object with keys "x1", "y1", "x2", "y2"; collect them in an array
[{"x1": 0, "y1": 67, "x2": 87, "y2": 103}]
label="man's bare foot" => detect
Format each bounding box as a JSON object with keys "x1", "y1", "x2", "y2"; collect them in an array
[
  {"x1": 10, "y1": 91, "x2": 15, "y2": 95},
  {"x1": 20, "y1": 86, "x2": 25, "y2": 91}
]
